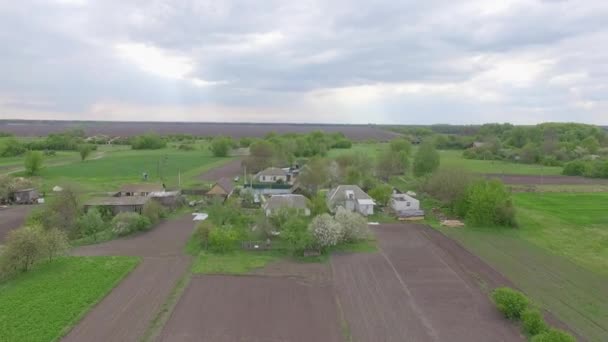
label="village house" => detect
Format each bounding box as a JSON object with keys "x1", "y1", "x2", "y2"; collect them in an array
[
  {"x1": 255, "y1": 167, "x2": 289, "y2": 183},
  {"x1": 327, "y1": 185, "x2": 375, "y2": 216},
  {"x1": 119, "y1": 184, "x2": 164, "y2": 197},
  {"x1": 84, "y1": 196, "x2": 150, "y2": 215},
  {"x1": 206, "y1": 178, "x2": 235, "y2": 199},
  {"x1": 11, "y1": 188, "x2": 39, "y2": 204},
  {"x1": 390, "y1": 193, "x2": 425, "y2": 220},
  {"x1": 262, "y1": 194, "x2": 310, "y2": 217}
]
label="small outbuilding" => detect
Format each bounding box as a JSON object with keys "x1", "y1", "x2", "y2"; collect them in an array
[
  {"x1": 119, "y1": 184, "x2": 164, "y2": 197},
  {"x1": 12, "y1": 188, "x2": 39, "y2": 204},
  {"x1": 84, "y1": 196, "x2": 150, "y2": 215},
  {"x1": 262, "y1": 194, "x2": 310, "y2": 217},
  {"x1": 391, "y1": 193, "x2": 425, "y2": 220},
  {"x1": 206, "y1": 178, "x2": 235, "y2": 198}
]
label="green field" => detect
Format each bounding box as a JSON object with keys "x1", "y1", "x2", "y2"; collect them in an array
[
  {"x1": 0, "y1": 256, "x2": 139, "y2": 342},
  {"x1": 439, "y1": 150, "x2": 563, "y2": 175},
  {"x1": 16, "y1": 146, "x2": 232, "y2": 192},
  {"x1": 442, "y1": 192, "x2": 608, "y2": 341}
]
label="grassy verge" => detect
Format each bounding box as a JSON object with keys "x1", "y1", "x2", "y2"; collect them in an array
[
  {"x1": 439, "y1": 150, "x2": 563, "y2": 175},
  {"x1": 0, "y1": 256, "x2": 140, "y2": 342},
  {"x1": 192, "y1": 250, "x2": 283, "y2": 274}
]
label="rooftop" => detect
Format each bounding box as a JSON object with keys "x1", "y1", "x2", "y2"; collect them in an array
[
  {"x1": 85, "y1": 196, "x2": 150, "y2": 206},
  {"x1": 264, "y1": 194, "x2": 308, "y2": 210},
  {"x1": 119, "y1": 183, "x2": 164, "y2": 193}
]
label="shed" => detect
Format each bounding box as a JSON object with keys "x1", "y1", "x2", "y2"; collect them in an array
[
  {"x1": 12, "y1": 188, "x2": 39, "y2": 204},
  {"x1": 327, "y1": 185, "x2": 374, "y2": 216},
  {"x1": 390, "y1": 193, "x2": 420, "y2": 212},
  {"x1": 119, "y1": 184, "x2": 164, "y2": 197},
  {"x1": 84, "y1": 196, "x2": 150, "y2": 215},
  {"x1": 206, "y1": 178, "x2": 235, "y2": 198},
  {"x1": 150, "y1": 190, "x2": 182, "y2": 208}
]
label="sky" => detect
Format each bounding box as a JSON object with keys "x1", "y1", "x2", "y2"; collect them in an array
[{"x1": 0, "y1": 0, "x2": 607, "y2": 125}]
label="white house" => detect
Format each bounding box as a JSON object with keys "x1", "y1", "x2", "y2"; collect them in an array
[
  {"x1": 262, "y1": 194, "x2": 310, "y2": 217},
  {"x1": 327, "y1": 185, "x2": 374, "y2": 216},
  {"x1": 256, "y1": 167, "x2": 289, "y2": 183}
]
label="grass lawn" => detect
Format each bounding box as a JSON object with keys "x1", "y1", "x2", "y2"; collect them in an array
[
  {"x1": 0, "y1": 256, "x2": 139, "y2": 342},
  {"x1": 441, "y1": 192, "x2": 608, "y2": 341},
  {"x1": 191, "y1": 250, "x2": 283, "y2": 274},
  {"x1": 439, "y1": 150, "x2": 563, "y2": 175},
  {"x1": 327, "y1": 142, "x2": 388, "y2": 158}
]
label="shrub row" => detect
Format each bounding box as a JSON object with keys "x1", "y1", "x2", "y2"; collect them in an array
[{"x1": 491, "y1": 287, "x2": 575, "y2": 341}]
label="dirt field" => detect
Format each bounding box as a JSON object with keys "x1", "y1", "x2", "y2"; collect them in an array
[
  {"x1": 63, "y1": 215, "x2": 195, "y2": 342},
  {"x1": 157, "y1": 275, "x2": 343, "y2": 342},
  {"x1": 199, "y1": 158, "x2": 244, "y2": 182},
  {"x1": 0, "y1": 120, "x2": 399, "y2": 141},
  {"x1": 486, "y1": 173, "x2": 608, "y2": 185},
  {"x1": 0, "y1": 205, "x2": 34, "y2": 243},
  {"x1": 332, "y1": 223, "x2": 523, "y2": 342}
]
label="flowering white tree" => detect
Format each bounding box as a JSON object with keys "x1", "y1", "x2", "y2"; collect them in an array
[
  {"x1": 308, "y1": 214, "x2": 343, "y2": 249},
  {"x1": 335, "y1": 207, "x2": 370, "y2": 242}
]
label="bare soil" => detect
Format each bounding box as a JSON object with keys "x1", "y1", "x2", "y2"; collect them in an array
[
  {"x1": 63, "y1": 215, "x2": 195, "y2": 342},
  {"x1": 199, "y1": 158, "x2": 244, "y2": 182},
  {"x1": 331, "y1": 223, "x2": 524, "y2": 342},
  {"x1": 0, "y1": 205, "x2": 34, "y2": 243},
  {"x1": 0, "y1": 120, "x2": 399, "y2": 141},
  {"x1": 486, "y1": 173, "x2": 608, "y2": 185},
  {"x1": 157, "y1": 275, "x2": 343, "y2": 342}
]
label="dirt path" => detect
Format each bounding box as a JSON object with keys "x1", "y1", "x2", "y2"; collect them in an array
[
  {"x1": 199, "y1": 158, "x2": 243, "y2": 182},
  {"x1": 0, "y1": 205, "x2": 35, "y2": 243},
  {"x1": 332, "y1": 223, "x2": 523, "y2": 342},
  {"x1": 62, "y1": 215, "x2": 195, "y2": 342}
]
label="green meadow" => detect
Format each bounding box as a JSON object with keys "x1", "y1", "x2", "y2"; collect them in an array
[
  {"x1": 0, "y1": 256, "x2": 139, "y2": 342},
  {"x1": 443, "y1": 192, "x2": 608, "y2": 341}
]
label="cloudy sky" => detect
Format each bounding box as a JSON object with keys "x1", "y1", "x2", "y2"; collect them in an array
[{"x1": 0, "y1": 0, "x2": 606, "y2": 124}]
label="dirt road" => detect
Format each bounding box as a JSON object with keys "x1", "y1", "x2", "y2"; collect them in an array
[
  {"x1": 199, "y1": 158, "x2": 243, "y2": 182},
  {"x1": 0, "y1": 205, "x2": 34, "y2": 243},
  {"x1": 62, "y1": 215, "x2": 194, "y2": 342},
  {"x1": 332, "y1": 223, "x2": 523, "y2": 342}
]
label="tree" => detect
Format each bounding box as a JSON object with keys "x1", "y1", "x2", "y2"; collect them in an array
[
  {"x1": 24, "y1": 151, "x2": 43, "y2": 175},
  {"x1": 413, "y1": 142, "x2": 440, "y2": 177},
  {"x1": 77, "y1": 209, "x2": 107, "y2": 241},
  {"x1": 1, "y1": 227, "x2": 44, "y2": 273},
  {"x1": 308, "y1": 214, "x2": 343, "y2": 250},
  {"x1": 244, "y1": 140, "x2": 276, "y2": 172},
  {"x1": 463, "y1": 180, "x2": 516, "y2": 227},
  {"x1": 42, "y1": 185, "x2": 82, "y2": 237},
  {"x1": 131, "y1": 132, "x2": 166, "y2": 150},
  {"x1": 376, "y1": 149, "x2": 408, "y2": 180},
  {"x1": 78, "y1": 144, "x2": 94, "y2": 161},
  {"x1": 298, "y1": 157, "x2": 329, "y2": 194},
  {"x1": 390, "y1": 138, "x2": 412, "y2": 155},
  {"x1": 309, "y1": 192, "x2": 329, "y2": 216},
  {"x1": 41, "y1": 228, "x2": 69, "y2": 262},
  {"x1": 422, "y1": 169, "x2": 476, "y2": 211},
  {"x1": 194, "y1": 221, "x2": 215, "y2": 249},
  {"x1": 142, "y1": 200, "x2": 165, "y2": 224},
  {"x1": 209, "y1": 136, "x2": 233, "y2": 157},
  {"x1": 368, "y1": 184, "x2": 392, "y2": 207},
  {"x1": 581, "y1": 136, "x2": 600, "y2": 154},
  {"x1": 282, "y1": 215, "x2": 313, "y2": 255},
  {"x1": 334, "y1": 207, "x2": 369, "y2": 242}
]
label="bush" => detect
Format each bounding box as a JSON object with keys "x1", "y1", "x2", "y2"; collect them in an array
[
  {"x1": 111, "y1": 212, "x2": 151, "y2": 236},
  {"x1": 492, "y1": 287, "x2": 529, "y2": 320},
  {"x1": 78, "y1": 144, "x2": 95, "y2": 161},
  {"x1": 332, "y1": 138, "x2": 352, "y2": 149},
  {"x1": 368, "y1": 184, "x2": 392, "y2": 207},
  {"x1": 209, "y1": 136, "x2": 234, "y2": 157},
  {"x1": 562, "y1": 160, "x2": 588, "y2": 176},
  {"x1": 413, "y1": 141, "x2": 440, "y2": 177},
  {"x1": 335, "y1": 207, "x2": 369, "y2": 242},
  {"x1": 0, "y1": 138, "x2": 26, "y2": 157},
  {"x1": 142, "y1": 200, "x2": 166, "y2": 224},
  {"x1": 0, "y1": 227, "x2": 44, "y2": 274},
  {"x1": 40, "y1": 228, "x2": 69, "y2": 262},
  {"x1": 522, "y1": 308, "x2": 547, "y2": 336},
  {"x1": 530, "y1": 329, "x2": 575, "y2": 342},
  {"x1": 282, "y1": 216, "x2": 314, "y2": 255},
  {"x1": 463, "y1": 180, "x2": 517, "y2": 227},
  {"x1": 194, "y1": 221, "x2": 215, "y2": 249},
  {"x1": 77, "y1": 209, "x2": 107, "y2": 241},
  {"x1": 422, "y1": 168, "x2": 476, "y2": 212},
  {"x1": 208, "y1": 228, "x2": 238, "y2": 253},
  {"x1": 308, "y1": 214, "x2": 343, "y2": 250}
]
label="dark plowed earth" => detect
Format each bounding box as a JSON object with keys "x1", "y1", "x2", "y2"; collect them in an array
[
  {"x1": 486, "y1": 174, "x2": 608, "y2": 185},
  {"x1": 157, "y1": 275, "x2": 343, "y2": 342},
  {"x1": 0, "y1": 120, "x2": 400, "y2": 141},
  {"x1": 332, "y1": 223, "x2": 523, "y2": 342},
  {"x1": 62, "y1": 215, "x2": 195, "y2": 342},
  {"x1": 0, "y1": 205, "x2": 34, "y2": 243},
  {"x1": 199, "y1": 158, "x2": 244, "y2": 182}
]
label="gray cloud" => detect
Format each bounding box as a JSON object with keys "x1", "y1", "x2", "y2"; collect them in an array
[{"x1": 0, "y1": 0, "x2": 607, "y2": 124}]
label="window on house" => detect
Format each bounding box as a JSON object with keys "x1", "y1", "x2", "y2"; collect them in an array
[{"x1": 406, "y1": 202, "x2": 411, "y2": 207}]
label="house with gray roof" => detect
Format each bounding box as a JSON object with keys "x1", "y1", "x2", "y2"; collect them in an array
[
  {"x1": 262, "y1": 194, "x2": 310, "y2": 217},
  {"x1": 84, "y1": 196, "x2": 150, "y2": 215},
  {"x1": 256, "y1": 167, "x2": 289, "y2": 183},
  {"x1": 119, "y1": 183, "x2": 165, "y2": 197},
  {"x1": 327, "y1": 185, "x2": 374, "y2": 216}
]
